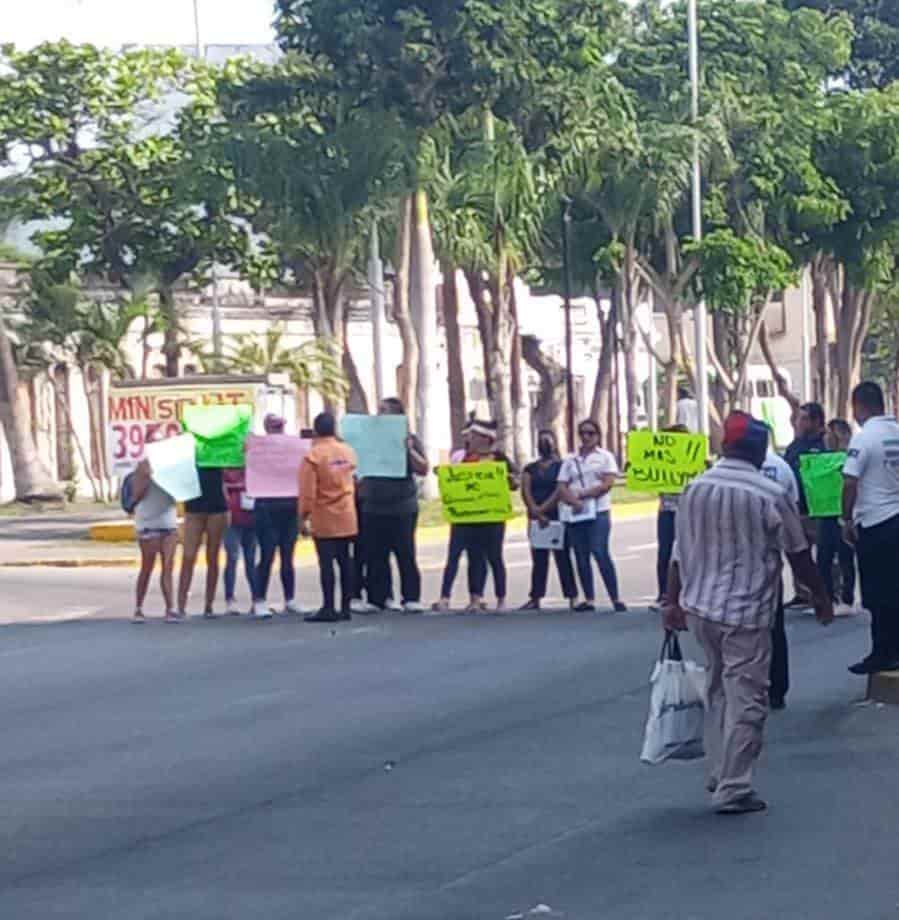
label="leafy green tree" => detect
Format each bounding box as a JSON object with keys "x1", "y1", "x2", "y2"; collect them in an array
[{"x1": 0, "y1": 42, "x2": 247, "y2": 378}]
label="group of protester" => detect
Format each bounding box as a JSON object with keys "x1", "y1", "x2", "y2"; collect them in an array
[
  {"x1": 663, "y1": 381, "x2": 899, "y2": 815},
  {"x1": 130, "y1": 399, "x2": 632, "y2": 624}
]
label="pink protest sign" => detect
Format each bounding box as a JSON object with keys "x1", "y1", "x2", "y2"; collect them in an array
[{"x1": 245, "y1": 434, "x2": 310, "y2": 498}]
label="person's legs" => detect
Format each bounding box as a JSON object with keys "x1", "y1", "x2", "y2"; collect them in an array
[
  {"x1": 365, "y1": 513, "x2": 392, "y2": 608},
  {"x1": 240, "y1": 525, "x2": 259, "y2": 601},
  {"x1": 656, "y1": 510, "x2": 676, "y2": 600},
  {"x1": 135, "y1": 537, "x2": 160, "y2": 615},
  {"x1": 553, "y1": 544, "x2": 578, "y2": 603},
  {"x1": 276, "y1": 508, "x2": 299, "y2": 604},
  {"x1": 569, "y1": 522, "x2": 595, "y2": 602},
  {"x1": 352, "y1": 510, "x2": 367, "y2": 602},
  {"x1": 335, "y1": 537, "x2": 354, "y2": 614},
  {"x1": 465, "y1": 525, "x2": 489, "y2": 604},
  {"x1": 529, "y1": 547, "x2": 550, "y2": 601},
  {"x1": 713, "y1": 623, "x2": 772, "y2": 808},
  {"x1": 223, "y1": 525, "x2": 240, "y2": 603},
  {"x1": 177, "y1": 513, "x2": 206, "y2": 613},
  {"x1": 590, "y1": 512, "x2": 621, "y2": 605},
  {"x1": 203, "y1": 513, "x2": 227, "y2": 613},
  {"x1": 159, "y1": 532, "x2": 178, "y2": 614},
  {"x1": 254, "y1": 503, "x2": 277, "y2": 602},
  {"x1": 769, "y1": 587, "x2": 789, "y2": 706},
  {"x1": 314, "y1": 538, "x2": 337, "y2": 612},
  {"x1": 394, "y1": 512, "x2": 422, "y2": 604},
  {"x1": 816, "y1": 518, "x2": 839, "y2": 601},
  {"x1": 857, "y1": 516, "x2": 899, "y2": 663},
  {"x1": 485, "y1": 523, "x2": 507, "y2": 605},
  {"x1": 838, "y1": 539, "x2": 856, "y2": 607},
  {"x1": 691, "y1": 615, "x2": 726, "y2": 794},
  {"x1": 438, "y1": 526, "x2": 465, "y2": 603}
]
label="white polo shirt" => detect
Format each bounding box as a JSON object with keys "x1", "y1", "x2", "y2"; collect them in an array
[
  {"x1": 761, "y1": 449, "x2": 799, "y2": 505},
  {"x1": 558, "y1": 448, "x2": 619, "y2": 515},
  {"x1": 843, "y1": 415, "x2": 899, "y2": 528}
]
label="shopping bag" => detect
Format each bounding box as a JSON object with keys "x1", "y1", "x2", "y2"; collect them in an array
[{"x1": 640, "y1": 631, "x2": 706, "y2": 765}]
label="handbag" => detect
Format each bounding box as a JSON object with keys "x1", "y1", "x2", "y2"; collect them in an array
[
  {"x1": 640, "y1": 631, "x2": 706, "y2": 765},
  {"x1": 560, "y1": 456, "x2": 598, "y2": 523}
]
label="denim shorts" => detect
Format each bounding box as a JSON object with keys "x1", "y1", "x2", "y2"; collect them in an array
[{"x1": 137, "y1": 528, "x2": 177, "y2": 542}]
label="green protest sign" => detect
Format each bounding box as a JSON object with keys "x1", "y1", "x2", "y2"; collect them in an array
[
  {"x1": 437, "y1": 462, "x2": 514, "y2": 524},
  {"x1": 181, "y1": 404, "x2": 253, "y2": 468},
  {"x1": 800, "y1": 452, "x2": 846, "y2": 518},
  {"x1": 626, "y1": 430, "x2": 708, "y2": 494}
]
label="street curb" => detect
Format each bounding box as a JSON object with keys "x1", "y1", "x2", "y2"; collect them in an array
[{"x1": 7, "y1": 502, "x2": 657, "y2": 569}]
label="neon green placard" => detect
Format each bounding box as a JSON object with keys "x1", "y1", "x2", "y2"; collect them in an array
[
  {"x1": 626, "y1": 430, "x2": 709, "y2": 494},
  {"x1": 181, "y1": 404, "x2": 253, "y2": 468},
  {"x1": 800, "y1": 452, "x2": 846, "y2": 518},
  {"x1": 437, "y1": 462, "x2": 514, "y2": 524}
]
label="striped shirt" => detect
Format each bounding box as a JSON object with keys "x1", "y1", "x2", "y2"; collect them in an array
[{"x1": 673, "y1": 458, "x2": 808, "y2": 629}]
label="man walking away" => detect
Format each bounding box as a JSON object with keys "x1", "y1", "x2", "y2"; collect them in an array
[
  {"x1": 359, "y1": 397, "x2": 429, "y2": 613},
  {"x1": 761, "y1": 442, "x2": 800, "y2": 711},
  {"x1": 665, "y1": 412, "x2": 832, "y2": 815},
  {"x1": 842, "y1": 382, "x2": 899, "y2": 675},
  {"x1": 783, "y1": 402, "x2": 827, "y2": 606},
  {"x1": 818, "y1": 419, "x2": 857, "y2": 614},
  {"x1": 300, "y1": 412, "x2": 358, "y2": 624}
]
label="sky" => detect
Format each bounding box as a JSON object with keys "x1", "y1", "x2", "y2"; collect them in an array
[{"x1": 5, "y1": 0, "x2": 278, "y2": 49}]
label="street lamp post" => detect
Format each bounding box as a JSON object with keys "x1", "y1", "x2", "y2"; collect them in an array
[
  {"x1": 561, "y1": 199, "x2": 576, "y2": 453},
  {"x1": 688, "y1": 0, "x2": 709, "y2": 436}
]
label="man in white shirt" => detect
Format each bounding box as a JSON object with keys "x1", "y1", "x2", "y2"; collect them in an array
[
  {"x1": 760, "y1": 444, "x2": 800, "y2": 709},
  {"x1": 842, "y1": 381, "x2": 899, "y2": 675},
  {"x1": 675, "y1": 386, "x2": 700, "y2": 433},
  {"x1": 558, "y1": 419, "x2": 626, "y2": 613}
]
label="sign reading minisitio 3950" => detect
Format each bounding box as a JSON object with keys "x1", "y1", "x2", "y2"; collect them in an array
[{"x1": 106, "y1": 378, "x2": 262, "y2": 475}]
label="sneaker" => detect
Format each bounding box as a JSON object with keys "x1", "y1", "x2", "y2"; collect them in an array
[
  {"x1": 350, "y1": 599, "x2": 374, "y2": 614},
  {"x1": 338, "y1": 609, "x2": 353, "y2": 621},
  {"x1": 131, "y1": 611, "x2": 146, "y2": 625},
  {"x1": 519, "y1": 599, "x2": 541, "y2": 611},
  {"x1": 164, "y1": 612, "x2": 181, "y2": 624},
  {"x1": 716, "y1": 794, "x2": 768, "y2": 815},
  {"x1": 250, "y1": 602, "x2": 273, "y2": 620},
  {"x1": 225, "y1": 600, "x2": 241, "y2": 616},
  {"x1": 613, "y1": 601, "x2": 628, "y2": 614},
  {"x1": 574, "y1": 601, "x2": 596, "y2": 613},
  {"x1": 304, "y1": 608, "x2": 341, "y2": 623},
  {"x1": 202, "y1": 610, "x2": 218, "y2": 620},
  {"x1": 384, "y1": 599, "x2": 403, "y2": 612},
  {"x1": 402, "y1": 601, "x2": 425, "y2": 614},
  {"x1": 431, "y1": 599, "x2": 450, "y2": 612},
  {"x1": 284, "y1": 601, "x2": 312, "y2": 616}
]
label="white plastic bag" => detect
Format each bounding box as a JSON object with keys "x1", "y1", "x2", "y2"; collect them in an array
[{"x1": 640, "y1": 631, "x2": 706, "y2": 765}]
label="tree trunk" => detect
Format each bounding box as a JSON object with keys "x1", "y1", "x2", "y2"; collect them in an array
[
  {"x1": 485, "y1": 268, "x2": 515, "y2": 454},
  {"x1": 509, "y1": 276, "x2": 526, "y2": 465},
  {"x1": 662, "y1": 309, "x2": 682, "y2": 424},
  {"x1": 409, "y1": 188, "x2": 439, "y2": 491},
  {"x1": 342, "y1": 314, "x2": 370, "y2": 414},
  {"x1": 393, "y1": 196, "x2": 419, "y2": 421},
  {"x1": 0, "y1": 322, "x2": 60, "y2": 502},
  {"x1": 811, "y1": 254, "x2": 831, "y2": 414},
  {"x1": 521, "y1": 335, "x2": 566, "y2": 449},
  {"x1": 441, "y1": 261, "x2": 468, "y2": 448},
  {"x1": 82, "y1": 364, "x2": 109, "y2": 501},
  {"x1": 159, "y1": 286, "x2": 180, "y2": 378},
  {"x1": 590, "y1": 293, "x2": 615, "y2": 443},
  {"x1": 49, "y1": 375, "x2": 101, "y2": 502},
  {"x1": 467, "y1": 270, "x2": 495, "y2": 405},
  {"x1": 52, "y1": 364, "x2": 74, "y2": 481}
]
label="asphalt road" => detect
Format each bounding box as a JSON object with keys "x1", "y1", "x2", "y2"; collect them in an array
[{"x1": 1, "y1": 515, "x2": 897, "y2": 920}]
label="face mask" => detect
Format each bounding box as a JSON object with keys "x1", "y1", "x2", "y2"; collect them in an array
[{"x1": 538, "y1": 439, "x2": 554, "y2": 458}]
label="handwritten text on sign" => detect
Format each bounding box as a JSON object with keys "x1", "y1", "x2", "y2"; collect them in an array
[
  {"x1": 626, "y1": 431, "x2": 708, "y2": 494},
  {"x1": 437, "y1": 462, "x2": 514, "y2": 524}
]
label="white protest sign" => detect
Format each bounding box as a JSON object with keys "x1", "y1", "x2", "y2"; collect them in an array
[{"x1": 144, "y1": 434, "x2": 201, "y2": 502}]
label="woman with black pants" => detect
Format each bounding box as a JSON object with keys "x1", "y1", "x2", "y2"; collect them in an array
[{"x1": 520, "y1": 430, "x2": 577, "y2": 610}]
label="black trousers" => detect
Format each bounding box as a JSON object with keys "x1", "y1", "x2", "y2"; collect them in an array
[
  {"x1": 439, "y1": 526, "x2": 467, "y2": 599},
  {"x1": 314, "y1": 537, "x2": 354, "y2": 613},
  {"x1": 364, "y1": 512, "x2": 421, "y2": 606},
  {"x1": 656, "y1": 510, "x2": 677, "y2": 599},
  {"x1": 856, "y1": 513, "x2": 899, "y2": 661},
  {"x1": 255, "y1": 499, "x2": 298, "y2": 601},
  {"x1": 769, "y1": 588, "x2": 789, "y2": 704},
  {"x1": 464, "y1": 523, "x2": 507, "y2": 599},
  {"x1": 816, "y1": 517, "x2": 856, "y2": 605},
  {"x1": 529, "y1": 539, "x2": 577, "y2": 601}
]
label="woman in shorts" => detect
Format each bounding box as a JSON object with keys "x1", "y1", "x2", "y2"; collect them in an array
[
  {"x1": 177, "y1": 466, "x2": 228, "y2": 618},
  {"x1": 131, "y1": 459, "x2": 179, "y2": 623}
]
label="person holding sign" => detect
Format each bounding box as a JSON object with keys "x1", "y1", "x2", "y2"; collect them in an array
[
  {"x1": 300, "y1": 413, "x2": 358, "y2": 623},
  {"x1": 223, "y1": 468, "x2": 258, "y2": 615},
  {"x1": 455, "y1": 419, "x2": 519, "y2": 612},
  {"x1": 129, "y1": 458, "x2": 179, "y2": 624},
  {"x1": 558, "y1": 420, "x2": 626, "y2": 614},
  {"x1": 815, "y1": 419, "x2": 856, "y2": 614},
  {"x1": 520, "y1": 430, "x2": 577, "y2": 610},
  {"x1": 357, "y1": 398, "x2": 429, "y2": 613},
  {"x1": 842, "y1": 383, "x2": 899, "y2": 675}
]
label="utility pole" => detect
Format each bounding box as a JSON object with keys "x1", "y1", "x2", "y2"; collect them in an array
[
  {"x1": 561, "y1": 198, "x2": 576, "y2": 453},
  {"x1": 688, "y1": 0, "x2": 709, "y2": 436}
]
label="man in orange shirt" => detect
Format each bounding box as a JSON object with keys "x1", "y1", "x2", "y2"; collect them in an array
[{"x1": 299, "y1": 412, "x2": 359, "y2": 622}]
